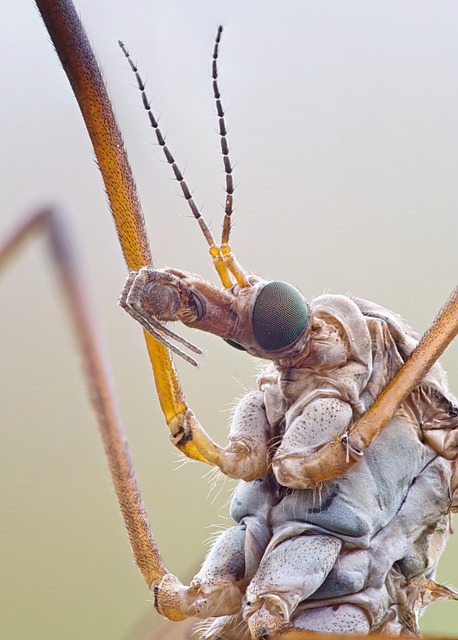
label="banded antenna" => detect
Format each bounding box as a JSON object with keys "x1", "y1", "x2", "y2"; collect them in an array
[
  {"x1": 118, "y1": 27, "x2": 250, "y2": 289},
  {"x1": 212, "y1": 26, "x2": 233, "y2": 247}
]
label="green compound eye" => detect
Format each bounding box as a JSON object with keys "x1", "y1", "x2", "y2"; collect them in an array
[{"x1": 252, "y1": 281, "x2": 308, "y2": 352}]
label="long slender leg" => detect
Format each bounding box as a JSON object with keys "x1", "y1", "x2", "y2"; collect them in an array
[
  {"x1": 35, "y1": 0, "x2": 193, "y2": 458},
  {"x1": 349, "y1": 284, "x2": 458, "y2": 448},
  {"x1": 0, "y1": 208, "x2": 167, "y2": 586},
  {"x1": 32, "y1": 2, "x2": 272, "y2": 628},
  {"x1": 1, "y1": 209, "x2": 254, "y2": 625},
  {"x1": 3, "y1": 210, "x2": 448, "y2": 640},
  {"x1": 37, "y1": 0, "x2": 264, "y2": 478}
]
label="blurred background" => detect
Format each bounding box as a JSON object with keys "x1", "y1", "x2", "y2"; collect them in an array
[{"x1": 1, "y1": 1, "x2": 457, "y2": 638}]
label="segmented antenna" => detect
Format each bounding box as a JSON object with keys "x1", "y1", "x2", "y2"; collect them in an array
[
  {"x1": 118, "y1": 40, "x2": 217, "y2": 250},
  {"x1": 212, "y1": 26, "x2": 234, "y2": 246},
  {"x1": 119, "y1": 34, "x2": 250, "y2": 289}
]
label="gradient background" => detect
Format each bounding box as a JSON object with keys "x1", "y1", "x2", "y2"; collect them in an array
[{"x1": 1, "y1": 2, "x2": 457, "y2": 639}]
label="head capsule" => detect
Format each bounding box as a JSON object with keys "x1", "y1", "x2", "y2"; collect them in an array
[{"x1": 156, "y1": 271, "x2": 312, "y2": 364}]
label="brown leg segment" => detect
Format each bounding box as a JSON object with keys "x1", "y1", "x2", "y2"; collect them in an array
[{"x1": 0, "y1": 208, "x2": 167, "y2": 586}]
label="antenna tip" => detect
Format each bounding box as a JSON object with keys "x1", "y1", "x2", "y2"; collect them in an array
[{"x1": 215, "y1": 25, "x2": 223, "y2": 42}]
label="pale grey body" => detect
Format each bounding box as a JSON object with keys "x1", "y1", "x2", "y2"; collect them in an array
[{"x1": 188, "y1": 295, "x2": 458, "y2": 637}]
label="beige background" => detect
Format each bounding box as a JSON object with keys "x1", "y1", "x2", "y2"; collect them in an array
[{"x1": 1, "y1": 1, "x2": 457, "y2": 639}]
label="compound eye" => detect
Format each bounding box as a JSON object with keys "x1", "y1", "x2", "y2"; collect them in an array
[{"x1": 252, "y1": 281, "x2": 308, "y2": 352}]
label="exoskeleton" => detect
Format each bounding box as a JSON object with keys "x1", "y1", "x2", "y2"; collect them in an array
[
  {"x1": 121, "y1": 267, "x2": 458, "y2": 638},
  {"x1": 14, "y1": 2, "x2": 458, "y2": 639}
]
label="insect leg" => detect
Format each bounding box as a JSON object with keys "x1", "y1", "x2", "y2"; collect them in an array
[
  {"x1": 214, "y1": 390, "x2": 272, "y2": 480},
  {"x1": 0, "y1": 208, "x2": 167, "y2": 587},
  {"x1": 146, "y1": 382, "x2": 274, "y2": 477},
  {"x1": 155, "y1": 521, "x2": 258, "y2": 621},
  {"x1": 2, "y1": 208, "x2": 264, "y2": 627},
  {"x1": 271, "y1": 397, "x2": 353, "y2": 489},
  {"x1": 34, "y1": 0, "x2": 216, "y2": 465},
  {"x1": 244, "y1": 534, "x2": 342, "y2": 638},
  {"x1": 348, "y1": 285, "x2": 458, "y2": 451},
  {"x1": 297, "y1": 286, "x2": 458, "y2": 485}
]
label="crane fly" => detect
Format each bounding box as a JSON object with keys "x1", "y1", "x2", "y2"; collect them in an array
[{"x1": 1, "y1": 1, "x2": 456, "y2": 640}]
